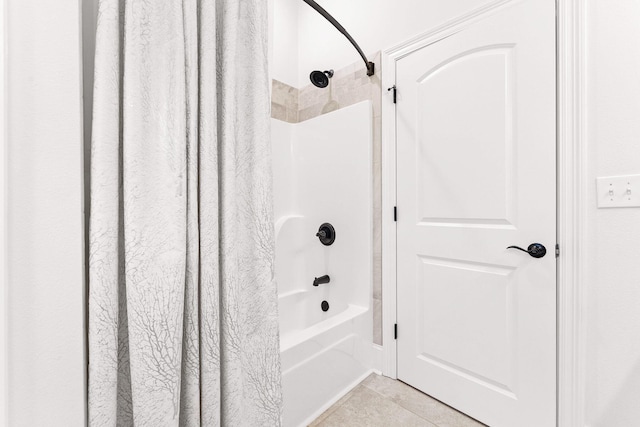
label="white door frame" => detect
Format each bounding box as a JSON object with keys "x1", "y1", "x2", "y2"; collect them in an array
[
  {"x1": 380, "y1": 0, "x2": 587, "y2": 425},
  {"x1": 1, "y1": 0, "x2": 7, "y2": 423}
]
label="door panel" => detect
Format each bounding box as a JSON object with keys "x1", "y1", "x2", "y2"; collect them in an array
[
  {"x1": 416, "y1": 45, "x2": 515, "y2": 224},
  {"x1": 415, "y1": 256, "x2": 516, "y2": 394},
  {"x1": 396, "y1": 1, "x2": 556, "y2": 426}
]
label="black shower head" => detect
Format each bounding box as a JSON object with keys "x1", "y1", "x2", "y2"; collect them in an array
[{"x1": 310, "y1": 70, "x2": 334, "y2": 88}]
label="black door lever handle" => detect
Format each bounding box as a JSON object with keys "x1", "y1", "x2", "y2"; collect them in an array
[{"x1": 507, "y1": 243, "x2": 547, "y2": 258}]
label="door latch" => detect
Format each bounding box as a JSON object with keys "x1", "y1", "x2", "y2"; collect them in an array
[{"x1": 507, "y1": 243, "x2": 547, "y2": 258}]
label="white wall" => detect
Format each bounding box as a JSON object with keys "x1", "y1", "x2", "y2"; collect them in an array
[
  {"x1": 295, "y1": 0, "x2": 494, "y2": 86},
  {"x1": 1, "y1": 1, "x2": 7, "y2": 424},
  {"x1": 272, "y1": 0, "x2": 300, "y2": 86},
  {"x1": 585, "y1": 1, "x2": 640, "y2": 426},
  {"x1": 5, "y1": 0, "x2": 86, "y2": 425}
]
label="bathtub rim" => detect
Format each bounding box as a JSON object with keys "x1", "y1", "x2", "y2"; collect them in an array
[{"x1": 279, "y1": 302, "x2": 368, "y2": 353}]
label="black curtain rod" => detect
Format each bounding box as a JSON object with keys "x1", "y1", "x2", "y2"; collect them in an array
[{"x1": 301, "y1": 0, "x2": 375, "y2": 76}]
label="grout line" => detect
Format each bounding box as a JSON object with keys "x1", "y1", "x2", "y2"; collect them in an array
[
  {"x1": 316, "y1": 374, "x2": 455, "y2": 427},
  {"x1": 366, "y1": 387, "x2": 440, "y2": 427},
  {"x1": 359, "y1": 380, "x2": 439, "y2": 425},
  {"x1": 361, "y1": 375, "x2": 485, "y2": 427},
  {"x1": 309, "y1": 384, "x2": 361, "y2": 426}
]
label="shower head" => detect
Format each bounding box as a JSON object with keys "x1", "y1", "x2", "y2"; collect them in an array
[{"x1": 310, "y1": 69, "x2": 334, "y2": 88}]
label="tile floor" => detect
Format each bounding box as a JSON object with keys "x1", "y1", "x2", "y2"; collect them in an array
[{"x1": 309, "y1": 374, "x2": 486, "y2": 427}]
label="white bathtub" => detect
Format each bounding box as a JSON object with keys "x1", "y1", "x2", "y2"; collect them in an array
[
  {"x1": 279, "y1": 291, "x2": 372, "y2": 427},
  {"x1": 279, "y1": 289, "x2": 365, "y2": 351},
  {"x1": 272, "y1": 102, "x2": 374, "y2": 426}
]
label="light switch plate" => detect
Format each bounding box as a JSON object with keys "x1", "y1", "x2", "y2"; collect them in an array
[{"x1": 596, "y1": 174, "x2": 640, "y2": 208}]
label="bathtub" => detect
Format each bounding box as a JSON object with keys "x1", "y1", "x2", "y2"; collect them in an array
[
  {"x1": 279, "y1": 290, "x2": 372, "y2": 426},
  {"x1": 271, "y1": 102, "x2": 374, "y2": 426}
]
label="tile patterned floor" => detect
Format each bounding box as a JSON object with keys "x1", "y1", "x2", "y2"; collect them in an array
[{"x1": 309, "y1": 374, "x2": 486, "y2": 427}]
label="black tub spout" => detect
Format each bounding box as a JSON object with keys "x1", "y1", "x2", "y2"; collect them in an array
[{"x1": 313, "y1": 275, "x2": 331, "y2": 287}]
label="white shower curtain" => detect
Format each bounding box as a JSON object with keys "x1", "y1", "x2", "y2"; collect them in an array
[{"x1": 88, "y1": 0, "x2": 282, "y2": 425}]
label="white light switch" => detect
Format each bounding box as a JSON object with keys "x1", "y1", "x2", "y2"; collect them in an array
[{"x1": 596, "y1": 174, "x2": 640, "y2": 208}]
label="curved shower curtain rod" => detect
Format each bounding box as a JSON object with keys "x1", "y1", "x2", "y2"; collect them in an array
[{"x1": 302, "y1": 0, "x2": 375, "y2": 76}]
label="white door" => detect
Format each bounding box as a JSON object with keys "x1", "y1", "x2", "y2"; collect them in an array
[{"x1": 395, "y1": 1, "x2": 556, "y2": 426}]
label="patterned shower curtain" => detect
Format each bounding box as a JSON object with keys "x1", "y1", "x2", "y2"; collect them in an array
[{"x1": 88, "y1": 0, "x2": 282, "y2": 425}]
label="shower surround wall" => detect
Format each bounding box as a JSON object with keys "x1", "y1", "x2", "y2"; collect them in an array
[
  {"x1": 271, "y1": 52, "x2": 384, "y2": 345},
  {"x1": 272, "y1": 102, "x2": 373, "y2": 426}
]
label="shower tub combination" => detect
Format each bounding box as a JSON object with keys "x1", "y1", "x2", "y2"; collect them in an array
[{"x1": 272, "y1": 102, "x2": 374, "y2": 426}]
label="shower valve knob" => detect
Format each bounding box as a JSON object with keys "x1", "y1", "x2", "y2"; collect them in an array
[{"x1": 316, "y1": 223, "x2": 336, "y2": 246}]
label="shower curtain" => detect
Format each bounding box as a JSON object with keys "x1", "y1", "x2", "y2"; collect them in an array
[{"x1": 88, "y1": 0, "x2": 282, "y2": 425}]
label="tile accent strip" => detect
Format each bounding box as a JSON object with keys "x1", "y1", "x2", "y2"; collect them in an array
[{"x1": 271, "y1": 79, "x2": 299, "y2": 123}]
